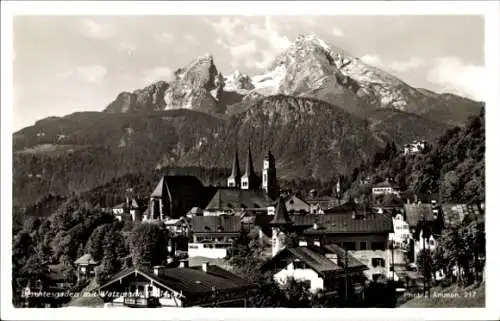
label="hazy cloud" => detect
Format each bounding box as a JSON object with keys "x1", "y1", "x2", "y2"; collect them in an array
[
  {"x1": 209, "y1": 16, "x2": 291, "y2": 70},
  {"x1": 331, "y1": 26, "x2": 344, "y2": 37},
  {"x1": 76, "y1": 65, "x2": 108, "y2": 83},
  {"x1": 80, "y1": 18, "x2": 114, "y2": 39},
  {"x1": 143, "y1": 67, "x2": 174, "y2": 85},
  {"x1": 388, "y1": 57, "x2": 425, "y2": 72},
  {"x1": 117, "y1": 42, "x2": 137, "y2": 56},
  {"x1": 184, "y1": 34, "x2": 196, "y2": 44},
  {"x1": 360, "y1": 54, "x2": 384, "y2": 68},
  {"x1": 157, "y1": 32, "x2": 174, "y2": 42},
  {"x1": 427, "y1": 56, "x2": 485, "y2": 101}
]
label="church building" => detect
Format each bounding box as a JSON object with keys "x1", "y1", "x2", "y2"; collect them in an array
[{"x1": 226, "y1": 144, "x2": 279, "y2": 201}]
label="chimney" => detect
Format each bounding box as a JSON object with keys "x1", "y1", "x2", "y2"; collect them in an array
[
  {"x1": 153, "y1": 265, "x2": 166, "y2": 276},
  {"x1": 202, "y1": 262, "x2": 209, "y2": 273},
  {"x1": 179, "y1": 260, "x2": 189, "y2": 268}
]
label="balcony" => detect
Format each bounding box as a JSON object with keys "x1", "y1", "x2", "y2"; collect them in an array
[{"x1": 123, "y1": 296, "x2": 160, "y2": 308}]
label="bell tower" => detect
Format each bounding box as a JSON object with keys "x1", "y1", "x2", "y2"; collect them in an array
[{"x1": 262, "y1": 150, "x2": 278, "y2": 200}]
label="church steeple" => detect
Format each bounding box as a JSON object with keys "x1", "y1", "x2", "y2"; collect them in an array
[
  {"x1": 270, "y1": 196, "x2": 293, "y2": 256},
  {"x1": 227, "y1": 148, "x2": 241, "y2": 188},
  {"x1": 270, "y1": 196, "x2": 292, "y2": 226},
  {"x1": 244, "y1": 143, "x2": 256, "y2": 178},
  {"x1": 241, "y1": 143, "x2": 260, "y2": 190}
]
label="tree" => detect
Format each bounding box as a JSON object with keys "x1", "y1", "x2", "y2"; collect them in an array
[
  {"x1": 227, "y1": 228, "x2": 265, "y2": 282},
  {"x1": 247, "y1": 272, "x2": 288, "y2": 307},
  {"x1": 129, "y1": 223, "x2": 169, "y2": 267},
  {"x1": 282, "y1": 278, "x2": 313, "y2": 308}
]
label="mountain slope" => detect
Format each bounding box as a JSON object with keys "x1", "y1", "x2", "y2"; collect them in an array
[
  {"x1": 179, "y1": 95, "x2": 449, "y2": 179},
  {"x1": 13, "y1": 109, "x2": 225, "y2": 207}
]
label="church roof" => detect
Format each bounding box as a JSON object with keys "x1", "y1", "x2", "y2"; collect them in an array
[
  {"x1": 270, "y1": 196, "x2": 292, "y2": 225},
  {"x1": 151, "y1": 175, "x2": 204, "y2": 198},
  {"x1": 205, "y1": 188, "x2": 272, "y2": 210}
]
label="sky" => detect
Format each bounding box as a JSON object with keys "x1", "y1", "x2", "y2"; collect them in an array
[{"x1": 13, "y1": 15, "x2": 485, "y2": 131}]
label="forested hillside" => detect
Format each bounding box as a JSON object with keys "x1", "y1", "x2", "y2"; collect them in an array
[{"x1": 345, "y1": 107, "x2": 485, "y2": 204}]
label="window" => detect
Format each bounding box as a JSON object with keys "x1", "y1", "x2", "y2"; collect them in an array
[
  {"x1": 371, "y1": 258, "x2": 386, "y2": 268},
  {"x1": 371, "y1": 242, "x2": 385, "y2": 251},
  {"x1": 359, "y1": 242, "x2": 367, "y2": 250},
  {"x1": 343, "y1": 242, "x2": 356, "y2": 251}
]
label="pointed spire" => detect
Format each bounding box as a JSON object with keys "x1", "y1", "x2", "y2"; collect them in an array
[
  {"x1": 270, "y1": 196, "x2": 292, "y2": 225},
  {"x1": 244, "y1": 142, "x2": 256, "y2": 177},
  {"x1": 229, "y1": 148, "x2": 241, "y2": 179}
]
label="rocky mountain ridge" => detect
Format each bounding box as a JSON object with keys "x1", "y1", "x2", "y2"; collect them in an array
[{"x1": 103, "y1": 34, "x2": 483, "y2": 126}]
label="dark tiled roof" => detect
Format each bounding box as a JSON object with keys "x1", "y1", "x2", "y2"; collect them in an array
[
  {"x1": 191, "y1": 216, "x2": 241, "y2": 234},
  {"x1": 441, "y1": 203, "x2": 483, "y2": 229},
  {"x1": 151, "y1": 175, "x2": 204, "y2": 198},
  {"x1": 289, "y1": 247, "x2": 342, "y2": 274},
  {"x1": 263, "y1": 245, "x2": 368, "y2": 276},
  {"x1": 205, "y1": 188, "x2": 272, "y2": 210},
  {"x1": 94, "y1": 265, "x2": 254, "y2": 299},
  {"x1": 297, "y1": 213, "x2": 393, "y2": 234},
  {"x1": 262, "y1": 246, "x2": 341, "y2": 276},
  {"x1": 322, "y1": 244, "x2": 366, "y2": 269},
  {"x1": 404, "y1": 203, "x2": 434, "y2": 227}
]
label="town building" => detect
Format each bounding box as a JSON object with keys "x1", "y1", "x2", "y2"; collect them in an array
[
  {"x1": 389, "y1": 213, "x2": 411, "y2": 249},
  {"x1": 258, "y1": 197, "x2": 395, "y2": 282},
  {"x1": 112, "y1": 197, "x2": 148, "y2": 222},
  {"x1": 164, "y1": 217, "x2": 190, "y2": 236},
  {"x1": 203, "y1": 188, "x2": 272, "y2": 216},
  {"x1": 403, "y1": 140, "x2": 428, "y2": 155},
  {"x1": 188, "y1": 216, "x2": 242, "y2": 259},
  {"x1": 74, "y1": 254, "x2": 99, "y2": 282},
  {"x1": 371, "y1": 178, "x2": 400, "y2": 197},
  {"x1": 403, "y1": 203, "x2": 441, "y2": 263},
  {"x1": 272, "y1": 194, "x2": 311, "y2": 215},
  {"x1": 262, "y1": 244, "x2": 368, "y2": 301},
  {"x1": 148, "y1": 175, "x2": 205, "y2": 220},
  {"x1": 92, "y1": 263, "x2": 255, "y2": 307}
]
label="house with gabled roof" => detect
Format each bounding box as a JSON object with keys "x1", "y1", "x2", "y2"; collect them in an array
[
  {"x1": 371, "y1": 178, "x2": 400, "y2": 196},
  {"x1": 257, "y1": 197, "x2": 395, "y2": 282},
  {"x1": 261, "y1": 244, "x2": 368, "y2": 301},
  {"x1": 91, "y1": 262, "x2": 255, "y2": 307},
  {"x1": 74, "y1": 254, "x2": 99, "y2": 282}
]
